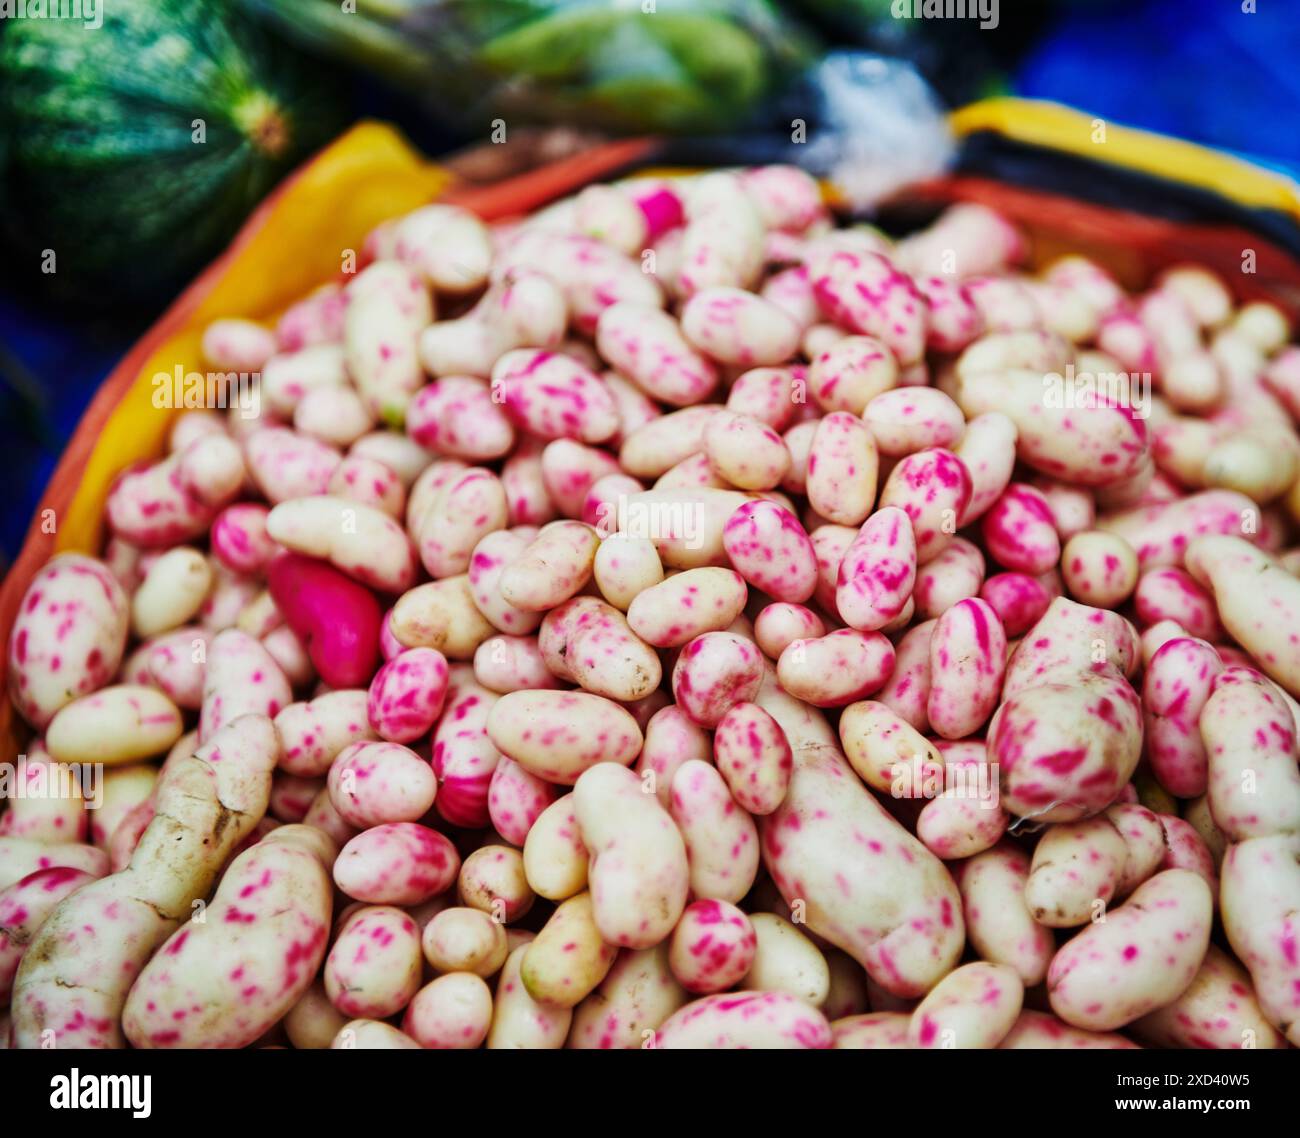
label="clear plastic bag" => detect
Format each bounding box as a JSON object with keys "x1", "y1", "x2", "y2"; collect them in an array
[
  {"x1": 789, "y1": 51, "x2": 955, "y2": 210},
  {"x1": 658, "y1": 51, "x2": 954, "y2": 212}
]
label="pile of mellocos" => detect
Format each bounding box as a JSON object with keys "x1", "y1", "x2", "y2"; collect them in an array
[{"x1": 2, "y1": 165, "x2": 1299, "y2": 1050}]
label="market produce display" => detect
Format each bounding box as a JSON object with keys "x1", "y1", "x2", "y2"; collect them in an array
[
  {"x1": 0, "y1": 0, "x2": 343, "y2": 304},
  {"x1": 3, "y1": 164, "x2": 1300, "y2": 1050},
  {"x1": 242, "y1": 0, "x2": 817, "y2": 133}
]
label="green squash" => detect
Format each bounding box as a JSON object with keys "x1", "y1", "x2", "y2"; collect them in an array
[{"x1": 0, "y1": 0, "x2": 343, "y2": 307}]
